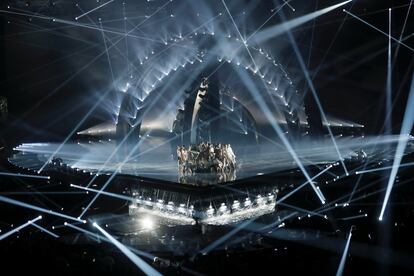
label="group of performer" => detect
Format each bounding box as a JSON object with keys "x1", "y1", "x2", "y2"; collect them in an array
[{"x1": 177, "y1": 142, "x2": 236, "y2": 175}]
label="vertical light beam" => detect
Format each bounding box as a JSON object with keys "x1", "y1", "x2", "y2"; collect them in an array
[
  {"x1": 379, "y1": 74, "x2": 414, "y2": 221},
  {"x1": 99, "y1": 19, "x2": 116, "y2": 87},
  {"x1": 343, "y1": 10, "x2": 414, "y2": 52},
  {"x1": 385, "y1": 8, "x2": 392, "y2": 135},
  {"x1": 393, "y1": 0, "x2": 413, "y2": 59}
]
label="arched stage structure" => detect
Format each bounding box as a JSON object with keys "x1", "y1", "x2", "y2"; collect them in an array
[{"x1": 2, "y1": 1, "x2": 414, "y2": 274}]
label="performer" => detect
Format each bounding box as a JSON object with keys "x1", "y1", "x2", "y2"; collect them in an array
[
  {"x1": 177, "y1": 142, "x2": 236, "y2": 176},
  {"x1": 226, "y1": 144, "x2": 236, "y2": 170}
]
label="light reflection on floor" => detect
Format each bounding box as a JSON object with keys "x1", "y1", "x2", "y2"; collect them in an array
[{"x1": 10, "y1": 135, "x2": 414, "y2": 185}]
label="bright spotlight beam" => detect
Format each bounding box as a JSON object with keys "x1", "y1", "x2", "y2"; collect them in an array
[
  {"x1": 277, "y1": 165, "x2": 332, "y2": 204},
  {"x1": 0, "y1": 171, "x2": 50, "y2": 180},
  {"x1": 277, "y1": 6, "x2": 349, "y2": 176},
  {"x1": 338, "y1": 214, "x2": 368, "y2": 221},
  {"x1": 246, "y1": 0, "x2": 292, "y2": 41},
  {"x1": 314, "y1": 172, "x2": 414, "y2": 217},
  {"x1": 281, "y1": 0, "x2": 295, "y2": 12},
  {"x1": 234, "y1": 68, "x2": 326, "y2": 204},
  {"x1": 0, "y1": 191, "x2": 87, "y2": 196},
  {"x1": 75, "y1": 0, "x2": 114, "y2": 20},
  {"x1": 79, "y1": 46, "x2": 220, "y2": 212},
  {"x1": 37, "y1": 80, "x2": 115, "y2": 173},
  {"x1": 0, "y1": 1, "x2": 172, "y2": 127},
  {"x1": 336, "y1": 228, "x2": 353, "y2": 276},
  {"x1": 65, "y1": 223, "x2": 155, "y2": 260},
  {"x1": 70, "y1": 184, "x2": 134, "y2": 202},
  {"x1": 81, "y1": 41, "x2": 209, "y2": 186},
  {"x1": 200, "y1": 219, "x2": 254, "y2": 255},
  {"x1": 0, "y1": 215, "x2": 42, "y2": 241},
  {"x1": 0, "y1": 195, "x2": 86, "y2": 223},
  {"x1": 0, "y1": 9, "x2": 161, "y2": 43},
  {"x1": 355, "y1": 161, "x2": 414, "y2": 175},
  {"x1": 253, "y1": 0, "x2": 352, "y2": 43},
  {"x1": 343, "y1": 10, "x2": 414, "y2": 52},
  {"x1": 66, "y1": 223, "x2": 199, "y2": 275},
  {"x1": 31, "y1": 222, "x2": 60, "y2": 238},
  {"x1": 278, "y1": 202, "x2": 325, "y2": 218},
  {"x1": 221, "y1": 0, "x2": 259, "y2": 71},
  {"x1": 78, "y1": 170, "x2": 121, "y2": 218},
  {"x1": 221, "y1": 0, "x2": 245, "y2": 42},
  {"x1": 93, "y1": 222, "x2": 162, "y2": 276},
  {"x1": 379, "y1": 74, "x2": 414, "y2": 221}
]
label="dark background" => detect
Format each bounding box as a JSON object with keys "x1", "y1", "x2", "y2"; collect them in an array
[{"x1": 0, "y1": 0, "x2": 413, "y2": 147}]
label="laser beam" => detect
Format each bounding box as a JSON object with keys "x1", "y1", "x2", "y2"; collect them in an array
[
  {"x1": 75, "y1": 0, "x2": 115, "y2": 21},
  {"x1": 343, "y1": 9, "x2": 414, "y2": 52},
  {"x1": 31, "y1": 222, "x2": 60, "y2": 238}
]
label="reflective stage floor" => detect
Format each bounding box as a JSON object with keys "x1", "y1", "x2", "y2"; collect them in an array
[{"x1": 10, "y1": 135, "x2": 414, "y2": 185}]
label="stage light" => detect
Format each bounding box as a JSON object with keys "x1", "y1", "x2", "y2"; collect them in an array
[
  {"x1": 379, "y1": 76, "x2": 414, "y2": 221},
  {"x1": 207, "y1": 205, "x2": 214, "y2": 217},
  {"x1": 0, "y1": 195, "x2": 85, "y2": 223},
  {"x1": 140, "y1": 217, "x2": 154, "y2": 229},
  {"x1": 254, "y1": 1, "x2": 352, "y2": 43},
  {"x1": 232, "y1": 200, "x2": 240, "y2": 210},
  {"x1": 256, "y1": 195, "x2": 264, "y2": 205},
  {"x1": 0, "y1": 172, "x2": 50, "y2": 180},
  {"x1": 244, "y1": 198, "x2": 252, "y2": 207},
  {"x1": 0, "y1": 215, "x2": 42, "y2": 241},
  {"x1": 200, "y1": 218, "x2": 254, "y2": 254},
  {"x1": 336, "y1": 228, "x2": 353, "y2": 276},
  {"x1": 31, "y1": 222, "x2": 59, "y2": 238}
]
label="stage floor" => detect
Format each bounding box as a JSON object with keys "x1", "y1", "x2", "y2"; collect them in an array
[{"x1": 9, "y1": 135, "x2": 414, "y2": 185}]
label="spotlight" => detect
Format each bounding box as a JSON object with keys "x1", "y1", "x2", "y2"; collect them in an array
[{"x1": 140, "y1": 217, "x2": 154, "y2": 229}]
